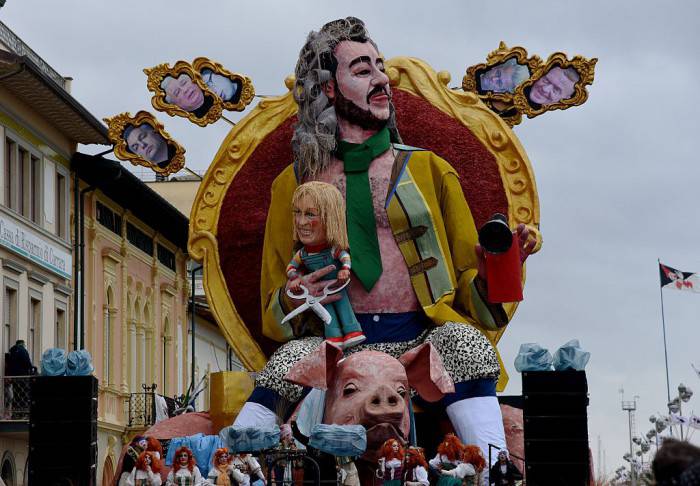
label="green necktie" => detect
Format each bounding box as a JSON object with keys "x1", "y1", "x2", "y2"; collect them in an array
[{"x1": 336, "y1": 127, "x2": 391, "y2": 292}]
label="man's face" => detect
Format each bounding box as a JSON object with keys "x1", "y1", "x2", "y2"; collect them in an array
[
  {"x1": 529, "y1": 67, "x2": 577, "y2": 105},
  {"x1": 164, "y1": 74, "x2": 205, "y2": 111},
  {"x1": 202, "y1": 70, "x2": 237, "y2": 102},
  {"x1": 126, "y1": 125, "x2": 168, "y2": 164},
  {"x1": 480, "y1": 63, "x2": 516, "y2": 93},
  {"x1": 293, "y1": 196, "x2": 326, "y2": 247},
  {"x1": 329, "y1": 40, "x2": 391, "y2": 129}
]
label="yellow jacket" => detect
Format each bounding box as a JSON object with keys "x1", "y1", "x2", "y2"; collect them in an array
[{"x1": 260, "y1": 147, "x2": 510, "y2": 346}]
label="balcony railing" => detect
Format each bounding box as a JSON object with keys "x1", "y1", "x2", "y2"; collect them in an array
[
  {"x1": 126, "y1": 383, "x2": 157, "y2": 427},
  {"x1": 1, "y1": 376, "x2": 31, "y2": 421}
]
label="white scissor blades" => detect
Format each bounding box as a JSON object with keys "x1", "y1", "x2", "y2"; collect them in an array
[{"x1": 281, "y1": 280, "x2": 350, "y2": 325}]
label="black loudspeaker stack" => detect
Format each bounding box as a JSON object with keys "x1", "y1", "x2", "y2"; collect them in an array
[
  {"x1": 28, "y1": 376, "x2": 98, "y2": 486},
  {"x1": 522, "y1": 370, "x2": 590, "y2": 486}
]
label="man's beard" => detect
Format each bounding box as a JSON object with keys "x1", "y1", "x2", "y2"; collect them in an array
[{"x1": 334, "y1": 85, "x2": 389, "y2": 131}]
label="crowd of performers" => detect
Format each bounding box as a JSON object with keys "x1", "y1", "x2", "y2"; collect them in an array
[
  {"x1": 117, "y1": 435, "x2": 266, "y2": 486},
  {"x1": 376, "y1": 435, "x2": 522, "y2": 486},
  {"x1": 117, "y1": 432, "x2": 522, "y2": 486}
]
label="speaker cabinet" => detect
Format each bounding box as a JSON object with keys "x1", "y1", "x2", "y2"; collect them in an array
[
  {"x1": 28, "y1": 376, "x2": 98, "y2": 486},
  {"x1": 522, "y1": 370, "x2": 590, "y2": 486}
]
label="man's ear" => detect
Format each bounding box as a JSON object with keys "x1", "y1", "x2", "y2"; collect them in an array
[
  {"x1": 399, "y1": 342, "x2": 454, "y2": 402},
  {"x1": 284, "y1": 341, "x2": 343, "y2": 390},
  {"x1": 323, "y1": 78, "x2": 336, "y2": 101}
]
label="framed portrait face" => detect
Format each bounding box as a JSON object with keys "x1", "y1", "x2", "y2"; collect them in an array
[
  {"x1": 104, "y1": 111, "x2": 185, "y2": 175},
  {"x1": 513, "y1": 52, "x2": 597, "y2": 119},
  {"x1": 462, "y1": 43, "x2": 542, "y2": 126},
  {"x1": 192, "y1": 57, "x2": 255, "y2": 112},
  {"x1": 144, "y1": 61, "x2": 224, "y2": 126}
]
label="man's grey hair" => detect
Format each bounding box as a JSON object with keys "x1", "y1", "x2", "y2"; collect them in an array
[{"x1": 292, "y1": 17, "x2": 401, "y2": 179}]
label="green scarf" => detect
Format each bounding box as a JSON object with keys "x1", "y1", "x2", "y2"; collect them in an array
[{"x1": 336, "y1": 127, "x2": 391, "y2": 292}]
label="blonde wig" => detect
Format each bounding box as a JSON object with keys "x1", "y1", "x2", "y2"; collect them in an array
[{"x1": 292, "y1": 181, "x2": 348, "y2": 250}]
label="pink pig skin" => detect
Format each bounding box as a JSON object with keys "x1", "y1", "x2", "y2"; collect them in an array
[{"x1": 285, "y1": 342, "x2": 454, "y2": 463}]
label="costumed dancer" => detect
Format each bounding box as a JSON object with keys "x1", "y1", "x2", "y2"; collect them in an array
[
  {"x1": 376, "y1": 439, "x2": 404, "y2": 485},
  {"x1": 286, "y1": 181, "x2": 365, "y2": 349},
  {"x1": 231, "y1": 453, "x2": 266, "y2": 486},
  {"x1": 119, "y1": 436, "x2": 149, "y2": 486},
  {"x1": 403, "y1": 447, "x2": 429, "y2": 486},
  {"x1": 208, "y1": 448, "x2": 245, "y2": 485},
  {"x1": 461, "y1": 445, "x2": 486, "y2": 486},
  {"x1": 429, "y1": 433, "x2": 473, "y2": 485},
  {"x1": 166, "y1": 446, "x2": 206, "y2": 486},
  {"x1": 126, "y1": 451, "x2": 162, "y2": 486},
  {"x1": 146, "y1": 436, "x2": 164, "y2": 460},
  {"x1": 488, "y1": 450, "x2": 523, "y2": 486}
]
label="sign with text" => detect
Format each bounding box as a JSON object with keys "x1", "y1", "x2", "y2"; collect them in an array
[{"x1": 0, "y1": 212, "x2": 71, "y2": 279}]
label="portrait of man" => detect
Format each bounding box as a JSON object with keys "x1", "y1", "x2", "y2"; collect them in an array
[
  {"x1": 123, "y1": 123, "x2": 172, "y2": 168},
  {"x1": 528, "y1": 66, "x2": 580, "y2": 106},
  {"x1": 479, "y1": 57, "x2": 530, "y2": 94},
  {"x1": 160, "y1": 73, "x2": 214, "y2": 117},
  {"x1": 200, "y1": 68, "x2": 242, "y2": 103}
]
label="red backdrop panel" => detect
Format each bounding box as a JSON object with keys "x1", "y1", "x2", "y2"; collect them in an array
[{"x1": 217, "y1": 90, "x2": 508, "y2": 356}]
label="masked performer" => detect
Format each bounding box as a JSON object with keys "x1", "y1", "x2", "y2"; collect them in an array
[
  {"x1": 234, "y1": 17, "x2": 535, "y2": 462},
  {"x1": 126, "y1": 451, "x2": 162, "y2": 486},
  {"x1": 489, "y1": 450, "x2": 522, "y2": 486},
  {"x1": 403, "y1": 447, "x2": 429, "y2": 486},
  {"x1": 208, "y1": 448, "x2": 245, "y2": 485},
  {"x1": 377, "y1": 439, "x2": 404, "y2": 485},
  {"x1": 231, "y1": 453, "x2": 266, "y2": 486},
  {"x1": 429, "y1": 433, "x2": 473, "y2": 485},
  {"x1": 166, "y1": 446, "x2": 206, "y2": 486},
  {"x1": 286, "y1": 181, "x2": 364, "y2": 349},
  {"x1": 119, "y1": 436, "x2": 148, "y2": 486}
]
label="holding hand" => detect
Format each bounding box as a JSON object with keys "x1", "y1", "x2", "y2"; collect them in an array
[
  {"x1": 476, "y1": 223, "x2": 536, "y2": 280},
  {"x1": 337, "y1": 268, "x2": 350, "y2": 283}
]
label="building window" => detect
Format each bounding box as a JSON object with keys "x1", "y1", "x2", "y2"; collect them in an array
[
  {"x1": 55, "y1": 171, "x2": 66, "y2": 238},
  {"x1": 3, "y1": 138, "x2": 14, "y2": 209},
  {"x1": 157, "y1": 245, "x2": 175, "y2": 272},
  {"x1": 4, "y1": 135, "x2": 45, "y2": 228},
  {"x1": 126, "y1": 223, "x2": 153, "y2": 256},
  {"x1": 55, "y1": 306, "x2": 66, "y2": 349},
  {"x1": 3, "y1": 287, "x2": 17, "y2": 353},
  {"x1": 28, "y1": 298, "x2": 41, "y2": 365},
  {"x1": 96, "y1": 201, "x2": 122, "y2": 236}
]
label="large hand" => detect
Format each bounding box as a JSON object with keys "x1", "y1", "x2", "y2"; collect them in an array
[
  {"x1": 284, "y1": 265, "x2": 342, "y2": 309},
  {"x1": 476, "y1": 223, "x2": 536, "y2": 280}
]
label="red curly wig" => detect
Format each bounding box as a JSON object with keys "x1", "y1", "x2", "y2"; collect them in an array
[
  {"x1": 405, "y1": 447, "x2": 428, "y2": 469},
  {"x1": 437, "y1": 433, "x2": 464, "y2": 461},
  {"x1": 462, "y1": 445, "x2": 486, "y2": 472},
  {"x1": 146, "y1": 437, "x2": 163, "y2": 458},
  {"x1": 135, "y1": 451, "x2": 161, "y2": 473},
  {"x1": 379, "y1": 438, "x2": 405, "y2": 461},
  {"x1": 172, "y1": 446, "x2": 195, "y2": 473},
  {"x1": 212, "y1": 448, "x2": 233, "y2": 466}
]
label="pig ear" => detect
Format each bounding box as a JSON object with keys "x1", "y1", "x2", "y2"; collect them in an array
[
  {"x1": 399, "y1": 342, "x2": 454, "y2": 402},
  {"x1": 284, "y1": 341, "x2": 344, "y2": 390}
]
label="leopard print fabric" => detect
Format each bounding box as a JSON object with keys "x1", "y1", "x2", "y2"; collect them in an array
[{"x1": 255, "y1": 322, "x2": 499, "y2": 403}]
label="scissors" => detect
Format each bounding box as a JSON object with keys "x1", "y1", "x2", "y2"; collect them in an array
[{"x1": 281, "y1": 279, "x2": 350, "y2": 326}]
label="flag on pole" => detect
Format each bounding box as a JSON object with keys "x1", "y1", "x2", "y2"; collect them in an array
[
  {"x1": 670, "y1": 413, "x2": 690, "y2": 426},
  {"x1": 659, "y1": 262, "x2": 700, "y2": 293}
]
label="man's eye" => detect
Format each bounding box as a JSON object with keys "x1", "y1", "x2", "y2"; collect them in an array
[{"x1": 356, "y1": 69, "x2": 370, "y2": 75}]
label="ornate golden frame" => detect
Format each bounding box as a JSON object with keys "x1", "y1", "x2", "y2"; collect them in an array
[
  {"x1": 188, "y1": 58, "x2": 541, "y2": 385},
  {"x1": 513, "y1": 52, "x2": 597, "y2": 119},
  {"x1": 144, "y1": 61, "x2": 224, "y2": 127},
  {"x1": 462, "y1": 42, "x2": 541, "y2": 127},
  {"x1": 104, "y1": 110, "x2": 185, "y2": 176},
  {"x1": 191, "y1": 57, "x2": 255, "y2": 112}
]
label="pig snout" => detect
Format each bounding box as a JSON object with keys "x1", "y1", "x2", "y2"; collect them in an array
[{"x1": 360, "y1": 384, "x2": 405, "y2": 425}]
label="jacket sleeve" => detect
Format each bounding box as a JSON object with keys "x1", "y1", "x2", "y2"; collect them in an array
[
  {"x1": 440, "y1": 169, "x2": 509, "y2": 331},
  {"x1": 260, "y1": 167, "x2": 297, "y2": 342}
]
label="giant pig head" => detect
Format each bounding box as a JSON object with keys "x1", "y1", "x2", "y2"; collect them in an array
[{"x1": 285, "y1": 342, "x2": 454, "y2": 461}]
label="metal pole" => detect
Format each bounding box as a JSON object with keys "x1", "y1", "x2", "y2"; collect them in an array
[
  {"x1": 659, "y1": 259, "x2": 674, "y2": 438},
  {"x1": 73, "y1": 171, "x2": 80, "y2": 351},
  {"x1": 628, "y1": 409, "x2": 636, "y2": 486},
  {"x1": 190, "y1": 264, "x2": 202, "y2": 397},
  {"x1": 79, "y1": 186, "x2": 95, "y2": 351}
]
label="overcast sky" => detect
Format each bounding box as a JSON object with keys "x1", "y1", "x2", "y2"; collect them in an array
[{"x1": 4, "y1": 0, "x2": 700, "y2": 476}]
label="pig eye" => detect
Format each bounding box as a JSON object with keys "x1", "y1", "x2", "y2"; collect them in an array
[
  {"x1": 397, "y1": 386, "x2": 407, "y2": 397},
  {"x1": 343, "y1": 383, "x2": 358, "y2": 396}
]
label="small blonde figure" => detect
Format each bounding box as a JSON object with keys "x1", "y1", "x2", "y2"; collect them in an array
[{"x1": 286, "y1": 181, "x2": 365, "y2": 349}]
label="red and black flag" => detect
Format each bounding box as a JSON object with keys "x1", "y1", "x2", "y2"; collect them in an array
[{"x1": 659, "y1": 262, "x2": 700, "y2": 293}]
